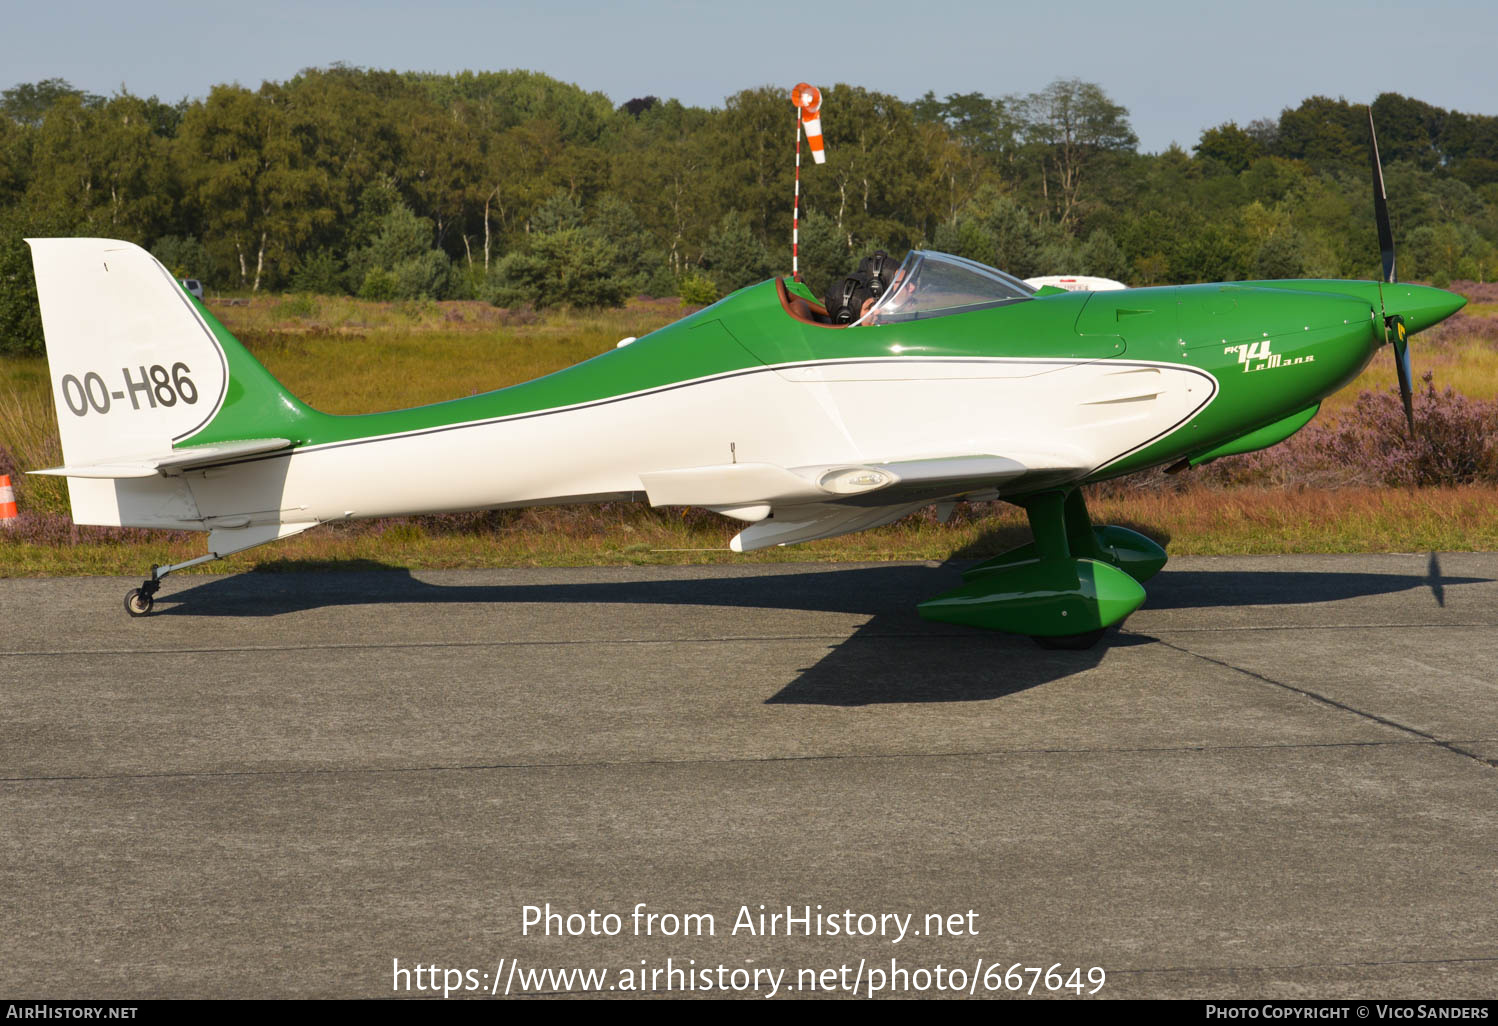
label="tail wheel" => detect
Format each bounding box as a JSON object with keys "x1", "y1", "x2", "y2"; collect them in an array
[{"x1": 124, "y1": 588, "x2": 154, "y2": 617}]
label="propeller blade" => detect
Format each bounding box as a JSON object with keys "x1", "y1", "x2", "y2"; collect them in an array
[
  {"x1": 1370, "y1": 109, "x2": 1412, "y2": 436},
  {"x1": 1389, "y1": 315, "x2": 1415, "y2": 436},
  {"x1": 1369, "y1": 108, "x2": 1396, "y2": 285}
]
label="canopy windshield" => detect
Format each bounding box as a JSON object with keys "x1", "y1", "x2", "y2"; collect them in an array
[{"x1": 858, "y1": 251, "x2": 1035, "y2": 325}]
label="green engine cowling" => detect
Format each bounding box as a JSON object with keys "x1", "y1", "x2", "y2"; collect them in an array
[{"x1": 918, "y1": 556, "x2": 1147, "y2": 637}]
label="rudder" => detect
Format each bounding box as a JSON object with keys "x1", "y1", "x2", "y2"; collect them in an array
[{"x1": 27, "y1": 238, "x2": 314, "y2": 526}]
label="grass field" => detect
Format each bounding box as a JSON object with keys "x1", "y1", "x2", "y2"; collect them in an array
[
  {"x1": 4, "y1": 485, "x2": 1497, "y2": 579},
  {"x1": 4, "y1": 287, "x2": 1498, "y2": 577}
]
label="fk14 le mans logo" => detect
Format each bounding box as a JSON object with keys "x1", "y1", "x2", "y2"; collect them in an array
[{"x1": 1226, "y1": 340, "x2": 1316, "y2": 373}]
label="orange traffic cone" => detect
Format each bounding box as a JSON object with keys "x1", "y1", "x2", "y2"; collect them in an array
[{"x1": 0, "y1": 474, "x2": 17, "y2": 527}]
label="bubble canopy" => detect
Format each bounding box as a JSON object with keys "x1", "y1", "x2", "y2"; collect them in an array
[{"x1": 858, "y1": 250, "x2": 1036, "y2": 325}]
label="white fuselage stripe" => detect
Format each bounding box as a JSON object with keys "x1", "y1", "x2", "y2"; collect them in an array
[
  {"x1": 163, "y1": 357, "x2": 1218, "y2": 532},
  {"x1": 220, "y1": 357, "x2": 1217, "y2": 466}
]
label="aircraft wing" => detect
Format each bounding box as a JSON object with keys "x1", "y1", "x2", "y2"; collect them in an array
[
  {"x1": 639, "y1": 451, "x2": 1089, "y2": 552},
  {"x1": 31, "y1": 438, "x2": 294, "y2": 479},
  {"x1": 726, "y1": 498, "x2": 936, "y2": 551}
]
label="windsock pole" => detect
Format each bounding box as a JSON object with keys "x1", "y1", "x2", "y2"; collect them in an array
[
  {"x1": 0, "y1": 474, "x2": 17, "y2": 528},
  {"x1": 793, "y1": 113, "x2": 803, "y2": 281}
]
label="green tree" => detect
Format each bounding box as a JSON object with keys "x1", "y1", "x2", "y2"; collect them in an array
[
  {"x1": 588, "y1": 192, "x2": 661, "y2": 294},
  {"x1": 0, "y1": 115, "x2": 30, "y2": 207},
  {"x1": 1013, "y1": 79, "x2": 1137, "y2": 230},
  {"x1": 151, "y1": 235, "x2": 213, "y2": 281},
  {"x1": 531, "y1": 191, "x2": 585, "y2": 233},
  {"x1": 1440, "y1": 109, "x2": 1498, "y2": 164},
  {"x1": 1194, "y1": 122, "x2": 1265, "y2": 174},
  {"x1": 793, "y1": 211, "x2": 851, "y2": 299},
  {"x1": 610, "y1": 100, "x2": 716, "y2": 277},
  {"x1": 396, "y1": 97, "x2": 484, "y2": 260},
  {"x1": 289, "y1": 249, "x2": 343, "y2": 294},
  {"x1": 701, "y1": 213, "x2": 774, "y2": 293},
  {"x1": 412, "y1": 69, "x2": 619, "y2": 145},
  {"x1": 935, "y1": 187, "x2": 1063, "y2": 278},
  {"x1": 175, "y1": 84, "x2": 335, "y2": 291},
  {"x1": 912, "y1": 90, "x2": 1017, "y2": 161},
  {"x1": 0, "y1": 208, "x2": 69, "y2": 355},
  {"x1": 347, "y1": 201, "x2": 449, "y2": 299},
  {"x1": 1273, "y1": 96, "x2": 1366, "y2": 169},
  {"x1": 1253, "y1": 232, "x2": 1307, "y2": 279},
  {"x1": 1, "y1": 78, "x2": 102, "y2": 127},
  {"x1": 1370, "y1": 92, "x2": 1446, "y2": 170},
  {"x1": 23, "y1": 93, "x2": 173, "y2": 241},
  {"x1": 1079, "y1": 229, "x2": 1129, "y2": 280},
  {"x1": 1241, "y1": 156, "x2": 1309, "y2": 205},
  {"x1": 477, "y1": 120, "x2": 569, "y2": 271},
  {"x1": 492, "y1": 227, "x2": 624, "y2": 308},
  {"x1": 277, "y1": 66, "x2": 421, "y2": 254}
]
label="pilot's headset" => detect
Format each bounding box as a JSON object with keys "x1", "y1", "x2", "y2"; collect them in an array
[
  {"x1": 859, "y1": 250, "x2": 892, "y2": 299},
  {"x1": 826, "y1": 273, "x2": 872, "y2": 324}
]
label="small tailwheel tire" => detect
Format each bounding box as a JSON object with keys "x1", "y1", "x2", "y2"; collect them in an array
[
  {"x1": 1033, "y1": 628, "x2": 1105, "y2": 651},
  {"x1": 124, "y1": 588, "x2": 154, "y2": 617}
]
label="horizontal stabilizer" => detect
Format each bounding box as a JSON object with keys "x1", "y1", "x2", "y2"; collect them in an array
[{"x1": 31, "y1": 438, "x2": 292, "y2": 479}]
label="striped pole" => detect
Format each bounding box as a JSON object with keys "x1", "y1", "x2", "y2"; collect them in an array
[
  {"x1": 793, "y1": 113, "x2": 803, "y2": 281},
  {"x1": 0, "y1": 474, "x2": 17, "y2": 527}
]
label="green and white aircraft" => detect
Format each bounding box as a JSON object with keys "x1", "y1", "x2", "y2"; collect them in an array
[{"x1": 26, "y1": 117, "x2": 1466, "y2": 646}]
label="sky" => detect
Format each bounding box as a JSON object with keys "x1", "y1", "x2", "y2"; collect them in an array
[{"x1": 4, "y1": 0, "x2": 1496, "y2": 153}]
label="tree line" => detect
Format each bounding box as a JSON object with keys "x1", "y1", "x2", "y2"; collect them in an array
[{"x1": 2, "y1": 67, "x2": 1497, "y2": 354}]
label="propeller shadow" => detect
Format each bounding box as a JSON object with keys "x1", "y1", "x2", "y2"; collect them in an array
[{"x1": 1136, "y1": 559, "x2": 1484, "y2": 611}]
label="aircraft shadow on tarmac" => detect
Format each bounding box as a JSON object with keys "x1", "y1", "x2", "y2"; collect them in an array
[{"x1": 156, "y1": 552, "x2": 1485, "y2": 707}]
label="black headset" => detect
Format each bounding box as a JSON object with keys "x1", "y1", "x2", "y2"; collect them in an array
[
  {"x1": 866, "y1": 250, "x2": 890, "y2": 298},
  {"x1": 835, "y1": 276, "x2": 862, "y2": 323}
]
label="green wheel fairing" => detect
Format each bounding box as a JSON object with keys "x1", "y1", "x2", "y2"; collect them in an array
[
  {"x1": 918, "y1": 557, "x2": 1147, "y2": 636},
  {"x1": 928, "y1": 489, "x2": 1153, "y2": 638}
]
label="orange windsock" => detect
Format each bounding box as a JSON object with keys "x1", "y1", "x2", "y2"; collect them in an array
[
  {"x1": 791, "y1": 82, "x2": 825, "y2": 164},
  {"x1": 0, "y1": 474, "x2": 16, "y2": 527}
]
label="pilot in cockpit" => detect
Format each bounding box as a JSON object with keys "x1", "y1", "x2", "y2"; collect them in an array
[
  {"x1": 816, "y1": 249, "x2": 1034, "y2": 328},
  {"x1": 824, "y1": 250, "x2": 898, "y2": 325},
  {"x1": 824, "y1": 271, "x2": 876, "y2": 325}
]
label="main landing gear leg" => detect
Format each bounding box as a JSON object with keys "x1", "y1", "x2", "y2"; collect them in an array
[
  {"x1": 1020, "y1": 490, "x2": 1110, "y2": 651},
  {"x1": 916, "y1": 487, "x2": 1149, "y2": 650},
  {"x1": 124, "y1": 552, "x2": 222, "y2": 617}
]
